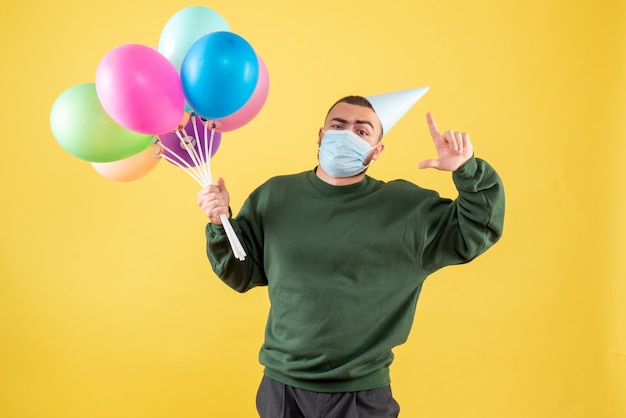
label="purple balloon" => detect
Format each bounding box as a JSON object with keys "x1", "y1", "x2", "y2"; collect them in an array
[{"x1": 158, "y1": 114, "x2": 222, "y2": 167}]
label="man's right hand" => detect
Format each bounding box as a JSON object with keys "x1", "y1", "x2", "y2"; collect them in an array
[{"x1": 197, "y1": 177, "x2": 230, "y2": 224}]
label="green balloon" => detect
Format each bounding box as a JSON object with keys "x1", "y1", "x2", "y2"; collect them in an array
[{"x1": 50, "y1": 83, "x2": 153, "y2": 162}]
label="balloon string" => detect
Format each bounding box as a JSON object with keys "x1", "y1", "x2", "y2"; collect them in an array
[
  {"x1": 159, "y1": 127, "x2": 246, "y2": 261},
  {"x1": 156, "y1": 138, "x2": 206, "y2": 185},
  {"x1": 220, "y1": 213, "x2": 246, "y2": 261},
  {"x1": 202, "y1": 122, "x2": 246, "y2": 261},
  {"x1": 208, "y1": 126, "x2": 216, "y2": 178},
  {"x1": 175, "y1": 129, "x2": 209, "y2": 185},
  {"x1": 203, "y1": 121, "x2": 213, "y2": 184},
  {"x1": 156, "y1": 137, "x2": 199, "y2": 172},
  {"x1": 159, "y1": 153, "x2": 205, "y2": 187},
  {"x1": 191, "y1": 115, "x2": 209, "y2": 181}
]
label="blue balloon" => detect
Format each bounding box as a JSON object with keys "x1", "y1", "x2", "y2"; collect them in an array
[{"x1": 181, "y1": 31, "x2": 259, "y2": 120}]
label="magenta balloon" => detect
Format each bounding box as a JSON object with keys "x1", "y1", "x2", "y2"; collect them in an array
[
  {"x1": 211, "y1": 55, "x2": 270, "y2": 133},
  {"x1": 96, "y1": 44, "x2": 185, "y2": 135},
  {"x1": 158, "y1": 115, "x2": 222, "y2": 167}
]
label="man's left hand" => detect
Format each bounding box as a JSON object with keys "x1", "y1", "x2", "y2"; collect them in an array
[{"x1": 418, "y1": 112, "x2": 473, "y2": 171}]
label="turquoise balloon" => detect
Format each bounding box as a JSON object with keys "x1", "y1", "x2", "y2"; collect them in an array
[
  {"x1": 158, "y1": 6, "x2": 230, "y2": 72},
  {"x1": 50, "y1": 83, "x2": 153, "y2": 162}
]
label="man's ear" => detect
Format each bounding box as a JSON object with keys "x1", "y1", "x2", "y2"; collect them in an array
[
  {"x1": 317, "y1": 128, "x2": 324, "y2": 146},
  {"x1": 372, "y1": 143, "x2": 385, "y2": 161}
]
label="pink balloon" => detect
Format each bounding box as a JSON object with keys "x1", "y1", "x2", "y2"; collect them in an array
[
  {"x1": 96, "y1": 44, "x2": 185, "y2": 135},
  {"x1": 209, "y1": 54, "x2": 269, "y2": 132}
]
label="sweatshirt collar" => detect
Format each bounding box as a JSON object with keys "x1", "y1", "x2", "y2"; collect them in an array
[{"x1": 307, "y1": 167, "x2": 371, "y2": 196}]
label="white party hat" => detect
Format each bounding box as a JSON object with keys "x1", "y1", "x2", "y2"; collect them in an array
[{"x1": 366, "y1": 86, "x2": 429, "y2": 135}]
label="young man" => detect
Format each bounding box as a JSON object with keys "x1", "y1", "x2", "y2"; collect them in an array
[{"x1": 197, "y1": 95, "x2": 505, "y2": 417}]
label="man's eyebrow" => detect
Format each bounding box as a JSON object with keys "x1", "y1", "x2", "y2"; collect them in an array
[
  {"x1": 330, "y1": 117, "x2": 348, "y2": 125},
  {"x1": 330, "y1": 117, "x2": 374, "y2": 130},
  {"x1": 355, "y1": 120, "x2": 375, "y2": 129}
]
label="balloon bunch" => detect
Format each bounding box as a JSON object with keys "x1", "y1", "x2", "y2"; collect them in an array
[{"x1": 50, "y1": 6, "x2": 270, "y2": 261}]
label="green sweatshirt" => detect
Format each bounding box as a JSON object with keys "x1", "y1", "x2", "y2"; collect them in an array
[{"x1": 205, "y1": 157, "x2": 505, "y2": 392}]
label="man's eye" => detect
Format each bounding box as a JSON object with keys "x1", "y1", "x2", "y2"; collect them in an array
[{"x1": 357, "y1": 130, "x2": 368, "y2": 136}]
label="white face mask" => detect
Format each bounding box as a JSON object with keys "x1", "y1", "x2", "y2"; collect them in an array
[{"x1": 318, "y1": 130, "x2": 376, "y2": 177}]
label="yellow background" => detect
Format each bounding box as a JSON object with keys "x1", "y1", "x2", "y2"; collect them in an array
[{"x1": 1, "y1": 0, "x2": 624, "y2": 417}]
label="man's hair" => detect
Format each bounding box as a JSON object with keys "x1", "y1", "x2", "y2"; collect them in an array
[
  {"x1": 325, "y1": 95, "x2": 384, "y2": 138},
  {"x1": 327, "y1": 95, "x2": 375, "y2": 113}
]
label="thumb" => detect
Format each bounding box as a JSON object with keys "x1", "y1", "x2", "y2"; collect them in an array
[
  {"x1": 215, "y1": 177, "x2": 230, "y2": 200},
  {"x1": 418, "y1": 159, "x2": 440, "y2": 170}
]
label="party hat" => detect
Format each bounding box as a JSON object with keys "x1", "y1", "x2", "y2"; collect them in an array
[{"x1": 367, "y1": 86, "x2": 429, "y2": 135}]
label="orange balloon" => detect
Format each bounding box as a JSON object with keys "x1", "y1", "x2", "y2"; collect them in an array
[{"x1": 91, "y1": 143, "x2": 162, "y2": 182}]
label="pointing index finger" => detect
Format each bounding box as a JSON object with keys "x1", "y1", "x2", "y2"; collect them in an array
[{"x1": 426, "y1": 112, "x2": 441, "y2": 139}]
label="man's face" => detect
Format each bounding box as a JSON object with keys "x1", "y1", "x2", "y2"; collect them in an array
[
  {"x1": 319, "y1": 102, "x2": 383, "y2": 147},
  {"x1": 318, "y1": 102, "x2": 384, "y2": 167}
]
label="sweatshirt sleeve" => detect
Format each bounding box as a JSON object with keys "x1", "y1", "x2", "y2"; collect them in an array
[
  {"x1": 205, "y1": 203, "x2": 268, "y2": 293},
  {"x1": 419, "y1": 156, "x2": 505, "y2": 275}
]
